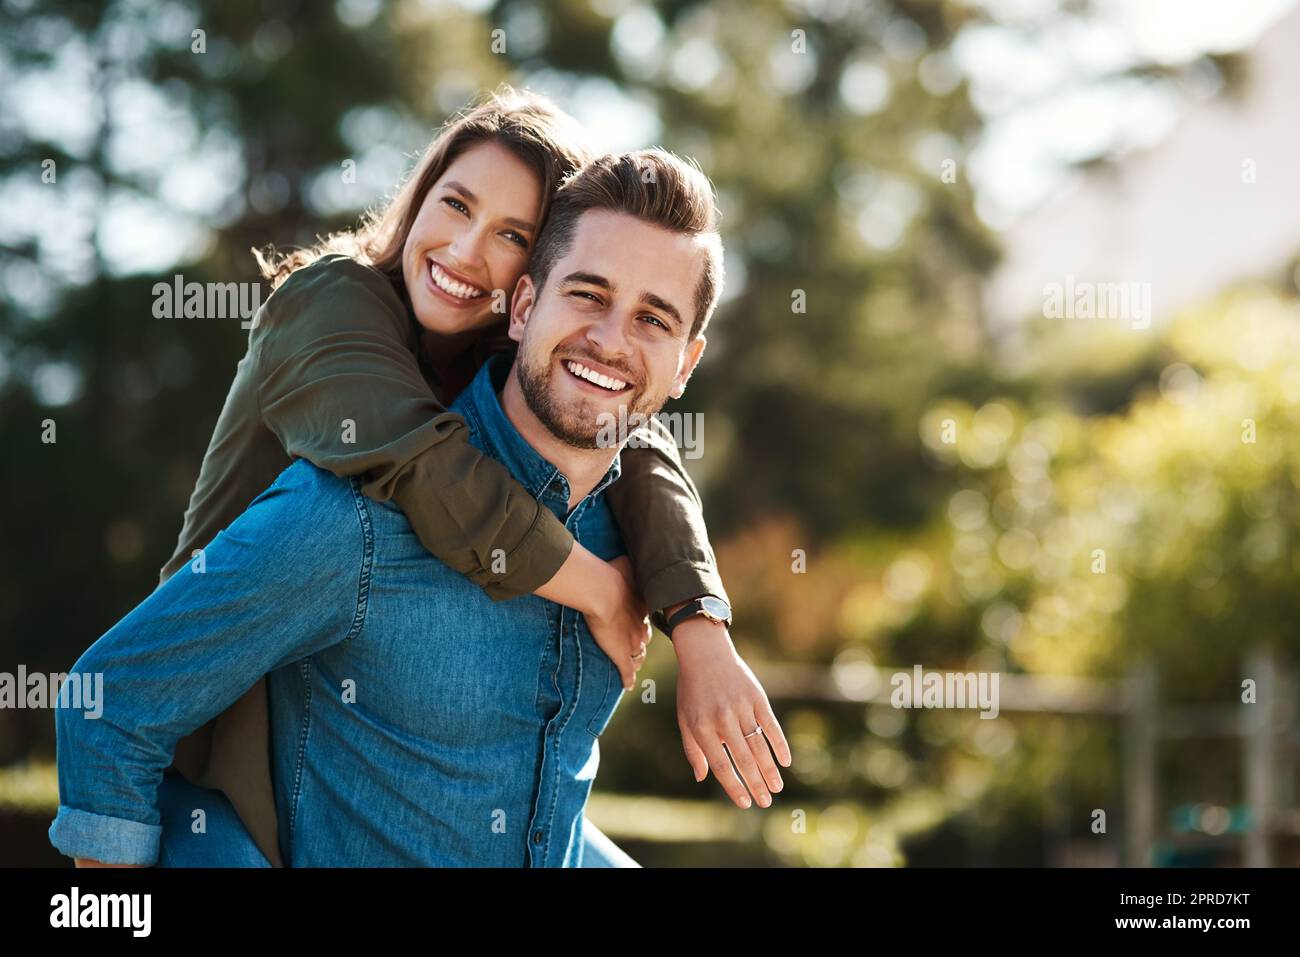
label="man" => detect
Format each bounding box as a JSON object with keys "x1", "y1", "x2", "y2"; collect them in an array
[{"x1": 49, "y1": 149, "x2": 789, "y2": 866}]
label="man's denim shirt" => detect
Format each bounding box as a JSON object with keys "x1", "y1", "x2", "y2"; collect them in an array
[{"x1": 49, "y1": 352, "x2": 628, "y2": 866}]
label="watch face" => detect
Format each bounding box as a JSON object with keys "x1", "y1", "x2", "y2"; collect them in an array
[{"x1": 699, "y1": 596, "x2": 731, "y2": 622}]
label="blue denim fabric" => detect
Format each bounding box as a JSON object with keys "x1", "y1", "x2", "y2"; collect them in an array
[
  {"x1": 50, "y1": 353, "x2": 636, "y2": 867},
  {"x1": 154, "y1": 771, "x2": 636, "y2": 868},
  {"x1": 155, "y1": 771, "x2": 273, "y2": 868}
]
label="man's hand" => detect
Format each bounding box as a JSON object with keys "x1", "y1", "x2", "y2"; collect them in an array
[{"x1": 671, "y1": 617, "x2": 791, "y2": 809}]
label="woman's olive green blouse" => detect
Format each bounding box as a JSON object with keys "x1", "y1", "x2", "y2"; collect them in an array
[{"x1": 161, "y1": 252, "x2": 727, "y2": 626}]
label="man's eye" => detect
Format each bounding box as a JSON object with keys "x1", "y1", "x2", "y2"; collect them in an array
[
  {"x1": 570, "y1": 290, "x2": 600, "y2": 302},
  {"x1": 442, "y1": 197, "x2": 469, "y2": 215},
  {"x1": 640, "y1": 315, "x2": 668, "y2": 330}
]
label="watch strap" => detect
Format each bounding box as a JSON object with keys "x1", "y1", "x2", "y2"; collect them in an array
[
  {"x1": 664, "y1": 600, "x2": 706, "y2": 639},
  {"x1": 663, "y1": 597, "x2": 731, "y2": 640}
]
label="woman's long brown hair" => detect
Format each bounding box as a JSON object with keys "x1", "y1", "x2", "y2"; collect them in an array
[{"x1": 252, "y1": 85, "x2": 596, "y2": 361}]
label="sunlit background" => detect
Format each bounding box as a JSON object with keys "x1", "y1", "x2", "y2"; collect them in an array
[{"x1": 3, "y1": 0, "x2": 1299, "y2": 867}]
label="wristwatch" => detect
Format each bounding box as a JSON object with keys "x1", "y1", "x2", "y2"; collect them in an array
[{"x1": 663, "y1": 596, "x2": 732, "y2": 640}]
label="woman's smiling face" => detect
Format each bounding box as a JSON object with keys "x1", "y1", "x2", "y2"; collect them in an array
[{"x1": 401, "y1": 139, "x2": 543, "y2": 337}]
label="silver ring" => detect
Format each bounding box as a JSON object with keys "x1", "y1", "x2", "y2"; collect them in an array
[{"x1": 742, "y1": 725, "x2": 763, "y2": 739}]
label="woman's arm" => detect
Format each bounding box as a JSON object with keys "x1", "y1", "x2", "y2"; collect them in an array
[
  {"x1": 254, "y1": 257, "x2": 569, "y2": 597},
  {"x1": 602, "y1": 412, "x2": 730, "y2": 631},
  {"x1": 600, "y1": 414, "x2": 796, "y2": 810},
  {"x1": 251, "y1": 256, "x2": 647, "y2": 684}
]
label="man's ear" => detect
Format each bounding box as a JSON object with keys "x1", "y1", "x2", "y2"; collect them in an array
[
  {"x1": 670, "y1": 335, "x2": 707, "y2": 399},
  {"x1": 508, "y1": 274, "x2": 536, "y2": 343}
]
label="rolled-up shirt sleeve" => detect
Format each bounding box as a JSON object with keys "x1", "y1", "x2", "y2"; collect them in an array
[{"x1": 48, "y1": 807, "x2": 162, "y2": 868}]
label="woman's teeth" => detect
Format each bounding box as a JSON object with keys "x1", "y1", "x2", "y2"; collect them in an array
[
  {"x1": 429, "y1": 261, "x2": 485, "y2": 300},
  {"x1": 565, "y1": 360, "x2": 628, "y2": 392}
]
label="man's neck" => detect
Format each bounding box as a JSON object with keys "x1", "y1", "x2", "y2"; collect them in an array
[{"x1": 500, "y1": 368, "x2": 618, "y2": 512}]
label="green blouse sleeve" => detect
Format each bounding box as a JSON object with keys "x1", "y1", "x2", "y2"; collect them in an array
[
  {"x1": 250, "y1": 255, "x2": 573, "y2": 599},
  {"x1": 603, "y1": 413, "x2": 730, "y2": 631}
]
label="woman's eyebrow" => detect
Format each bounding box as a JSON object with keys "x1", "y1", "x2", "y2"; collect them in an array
[
  {"x1": 443, "y1": 180, "x2": 535, "y2": 232},
  {"x1": 443, "y1": 180, "x2": 476, "y2": 202}
]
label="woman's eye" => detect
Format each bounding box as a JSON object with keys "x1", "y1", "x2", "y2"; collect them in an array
[
  {"x1": 503, "y1": 230, "x2": 528, "y2": 249},
  {"x1": 442, "y1": 197, "x2": 468, "y2": 215}
]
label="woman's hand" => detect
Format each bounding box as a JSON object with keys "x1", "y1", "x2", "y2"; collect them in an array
[
  {"x1": 671, "y1": 617, "x2": 791, "y2": 809},
  {"x1": 534, "y1": 545, "x2": 650, "y2": 690}
]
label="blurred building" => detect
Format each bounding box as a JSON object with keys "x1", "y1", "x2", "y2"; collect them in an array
[{"x1": 985, "y1": 8, "x2": 1300, "y2": 326}]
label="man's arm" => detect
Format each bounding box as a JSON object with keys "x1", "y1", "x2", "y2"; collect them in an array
[{"x1": 48, "y1": 461, "x2": 365, "y2": 866}]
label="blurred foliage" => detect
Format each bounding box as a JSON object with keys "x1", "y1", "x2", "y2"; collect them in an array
[
  {"x1": 699, "y1": 284, "x2": 1300, "y2": 865},
  {"x1": 2, "y1": 0, "x2": 1291, "y2": 865}
]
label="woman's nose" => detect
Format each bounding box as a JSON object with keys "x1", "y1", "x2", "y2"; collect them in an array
[{"x1": 447, "y1": 223, "x2": 488, "y2": 267}]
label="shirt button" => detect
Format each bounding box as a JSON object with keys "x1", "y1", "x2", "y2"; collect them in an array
[{"x1": 532, "y1": 830, "x2": 543, "y2": 845}]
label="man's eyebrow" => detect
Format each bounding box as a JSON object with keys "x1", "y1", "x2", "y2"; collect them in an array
[
  {"x1": 559, "y1": 271, "x2": 612, "y2": 291},
  {"x1": 443, "y1": 180, "x2": 535, "y2": 232},
  {"x1": 560, "y1": 272, "x2": 683, "y2": 330},
  {"x1": 641, "y1": 292, "x2": 683, "y2": 330}
]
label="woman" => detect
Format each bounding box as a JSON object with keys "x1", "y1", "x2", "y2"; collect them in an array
[{"x1": 61, "y1": 87, "x2": 784, "y2": 868}]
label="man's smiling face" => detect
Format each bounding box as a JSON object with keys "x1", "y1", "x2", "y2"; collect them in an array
[{"x1": 507, "y1": 208, "x2": 708, "y2": 449}]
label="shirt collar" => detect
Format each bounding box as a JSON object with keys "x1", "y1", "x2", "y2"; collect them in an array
[{"x1": 453, "y1": 352, "x2": 623, "y2": 504}]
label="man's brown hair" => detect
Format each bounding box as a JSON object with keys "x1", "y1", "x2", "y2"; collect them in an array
[{"x1": 527, "y1": 149, "x2": 725, "y2": 340}]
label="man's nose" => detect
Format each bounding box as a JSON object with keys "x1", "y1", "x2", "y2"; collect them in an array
[{"x1": 583, "y1": 310, "x2": 633, "y2": 359}]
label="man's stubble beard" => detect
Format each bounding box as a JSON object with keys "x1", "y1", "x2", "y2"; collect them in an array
[{"x1": 516, "y1": 346, "x2": 667, "y2": 450}]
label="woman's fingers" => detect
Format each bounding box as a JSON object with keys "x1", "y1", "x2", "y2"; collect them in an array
[
  {"x1": 613, "y1": 647, "x2": 636, "y2": 690},
  {"x1": 699, "y1": 732, "x2": 752, "y2": 808},
  {"x1": 627, "y1": 624, "x2": 648, "y2": 676},
  {"x1": 679, "y1": 725, "x2": 710, "y2": 783},
  {"x1": 720, "y1": 716, "x2": 772, "y2": 808},
  {"x1": 737, "y1": 714, "x2": 784, "y2": 795},
  {"x1": 755, "y1": 696, "x2": 792, "y2": 768}
]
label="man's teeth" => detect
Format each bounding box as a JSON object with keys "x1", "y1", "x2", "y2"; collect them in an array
[
  {"x1": 565, "y1": 360, "x2": 628, "y2": 392},
  {"x1": 429, "y1": 261, "x2": 485, "y2": 300}
]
